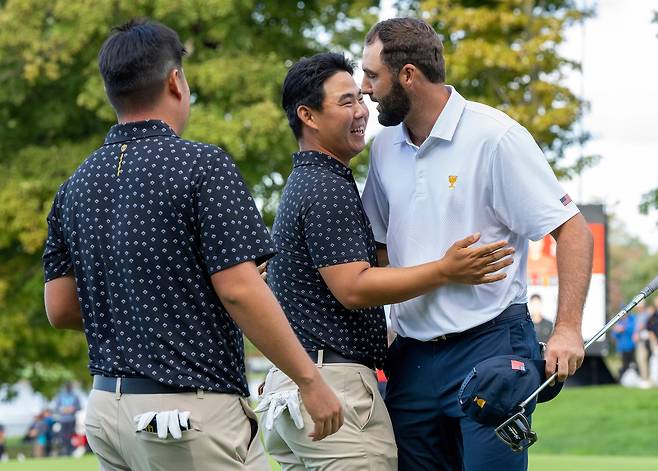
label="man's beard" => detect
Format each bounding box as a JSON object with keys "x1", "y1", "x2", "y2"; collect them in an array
[{"x1": 376, "y1": 79, "x2": 411, "y2": 127}]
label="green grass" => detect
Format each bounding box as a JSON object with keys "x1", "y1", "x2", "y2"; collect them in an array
[
  {"x1": 0, "y1": 455, "x2": 97, "y2": 470},
  {"x1": 531, "y1": 385, "x2": 658, "y2": 456},
  {"x1": 2, "y1": 386, "x2": 656, "y2": 469},
  {"x1": 530, "y1": 454, "x2": 658, "y2": 471},
  {"x1": 3, "y1": 454, "x2": 658, "y2": 471}
]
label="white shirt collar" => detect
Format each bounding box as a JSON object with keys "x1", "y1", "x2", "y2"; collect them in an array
[{"x1": 393, "y1": 85, "x2": 466, "y2": 145}]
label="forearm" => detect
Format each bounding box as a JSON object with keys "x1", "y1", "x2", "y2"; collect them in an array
[
  {"x1": 323, "y1": 234, "x2": 514, "y2": 310},
  {"x1": 342, "y1": 261, "x2": 446, "y2": 309},
  {"x1": 553, "y1": 215, "x2": 593, "y2": 331}
]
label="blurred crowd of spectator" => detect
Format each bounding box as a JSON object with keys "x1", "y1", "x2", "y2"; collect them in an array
[
  {"x1": 0, "y1": 382, "x2": 88, "y2": 461},
  {"x1": 612, "y1": 297, "x2": 658, "y2": 388}
]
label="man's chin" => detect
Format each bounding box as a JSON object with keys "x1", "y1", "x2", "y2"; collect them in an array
[{"x1": 377, "y1": 113, "x2": 404, "y2": 127}]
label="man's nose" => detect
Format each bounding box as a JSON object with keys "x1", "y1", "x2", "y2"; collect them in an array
[
  {"x1": 361, "y1": 76, "x2": 372, "y2": 95},
  {"x1": 355, "y1": 101, "x2": 368, "y2": 120}
]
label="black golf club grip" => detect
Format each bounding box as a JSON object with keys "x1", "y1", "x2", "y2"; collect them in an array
[{"x1": 640, "y1": 275, "x2": 658, "y2": 298}]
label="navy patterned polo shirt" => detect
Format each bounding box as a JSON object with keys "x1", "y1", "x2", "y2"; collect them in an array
[
  {"x1": 43, "y1": 120, "x2": 276, "y2": 396},
  {"x1": 268, "y1": 151, "x2": 387, "y2": 369}
]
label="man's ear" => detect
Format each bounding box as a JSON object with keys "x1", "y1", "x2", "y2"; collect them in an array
[
  {"x1": 297, "y1": 105, "x2": 319, "y2": 131},
  {"x1": 167, "y1": 68, "x2": 183, "y2": 101},
  {"x1": 398, "y1": 64, "x2": 417, "y2": 89}
]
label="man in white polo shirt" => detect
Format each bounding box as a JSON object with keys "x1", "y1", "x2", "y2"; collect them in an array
[{"x1": 360, "y1": 18, "x2": 594, "y2": 471}]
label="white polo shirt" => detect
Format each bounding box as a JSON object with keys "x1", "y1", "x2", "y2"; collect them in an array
[{"x1": 362, "y1": 86, "x2": 579, "y2": 340}]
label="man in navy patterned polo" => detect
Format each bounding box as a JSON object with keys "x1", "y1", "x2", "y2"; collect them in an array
[
  {"x1": 260, "y1": 53, "x2": 515, "y2": 471},
  {"x1": 42, "y1": 19, "x2": 343, "y2": 471}
]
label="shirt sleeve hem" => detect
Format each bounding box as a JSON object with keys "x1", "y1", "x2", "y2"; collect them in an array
[
  {"x1": 44, "y1": 266, "x2": 74, "y2": 283},
  {"x1": 528, "y1": 206, "x2": 580, "y2": 241},
  {"x1": 206, "y1": 249, "x2": 277, "y2": 275}
]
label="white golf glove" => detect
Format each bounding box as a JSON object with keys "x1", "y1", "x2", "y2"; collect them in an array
[
  {"x1": 255, "y1": 389, "x2": 304, "y2": 431},
  {"x1": 134, "y1": 409, "x2": 191, "y2": 439}
]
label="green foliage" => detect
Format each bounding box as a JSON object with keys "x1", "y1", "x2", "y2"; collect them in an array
[
  {"x1": 639, "y1": 188, "x2": 658, "y2": 217},
  {"x1": 412, "y1": 0, "x2": 597, "y2": 178},
  {"x1": 608, "y1": 217, "x2": 658, "y2": 309},
  {"x1": 0, "y1": 0, "x2": 378, "y2": 393}
]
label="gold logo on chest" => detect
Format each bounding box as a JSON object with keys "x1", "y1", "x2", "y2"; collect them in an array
[{"x1": 448, "y1": 175, "x2": 458, "y2": 189}]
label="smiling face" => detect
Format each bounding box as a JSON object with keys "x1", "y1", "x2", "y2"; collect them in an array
[
  {"x1": 361, "y1": 38, "x2": 411, "y2": 127},
  {"x1": 308, "y1": 70, "x2": 369, "y2": 161}
]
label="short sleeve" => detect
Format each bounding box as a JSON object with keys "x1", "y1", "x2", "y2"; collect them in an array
[
  {"x1": 43, "y1": 186, "x2": 73, "y2": 282},
  {"x1": 196, "y1": 149, "x2": 276, "y2": 274},
  {"x1": 303, "y1": 179, "x2": 371, "y2": 269},
  {"x1": 361, "y1": 150, "x2": 389, "y2": 244},
  {"x1": 491, "y1": 125, "x2": 579, "y2": 241}
]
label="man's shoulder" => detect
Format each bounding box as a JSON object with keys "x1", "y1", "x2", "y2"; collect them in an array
[
  {"x1": 461, "y1": 100, "x2": 518, "y2": 137},
  {"x1": 289, "y1": 167, "x2": 354, "y2": 205},
  {"x1": 174, "y1": 138, "x2": 231, "y2": 159}
]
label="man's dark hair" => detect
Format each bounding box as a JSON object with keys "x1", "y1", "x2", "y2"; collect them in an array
[
  {"x1": 282, "y1": 53, "x2": 354, "y2": 140},
  {"x1": 98, "y1": 18, "x2": 187, "y2": 113},
  {"x1": 530, "y1": 294, "x2": 542, "y2": 302},
  {"x1": 365, "y1": 18, "x2": 445, "y2": 83}
]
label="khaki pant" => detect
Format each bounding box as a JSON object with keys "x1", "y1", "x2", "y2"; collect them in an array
[
  {"x1": 261, "y1": 363, "x2": 397, "y2": 471},
  {"x1": 85, "y1": 388, "x2": 269, "y2": 471}
]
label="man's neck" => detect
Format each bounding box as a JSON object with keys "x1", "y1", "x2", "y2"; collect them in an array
[
  {"x1": 118, "y1": 110, "x2": 181, "y2": 135},
  {"x1": 404, "y1": 84, "x2": 451, "y2": 147},
  {"x1": 299, "y1": 139, "x2": 351, "y2": 168}
]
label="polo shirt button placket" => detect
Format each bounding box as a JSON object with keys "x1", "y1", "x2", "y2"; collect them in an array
[{"x1": 415, "y1": 151, "x2": 428, "y2": 199}]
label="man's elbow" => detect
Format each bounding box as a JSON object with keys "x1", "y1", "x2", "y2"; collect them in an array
[
  {"x1": 46, "y1": 308, "x2": 76, "y2": 329},
  {"x1": 45, "y1": 300, "x2": 82, "y2": 330},
  {"x1": 336, "y1": 291, "x2": 369, "y2": 310}
]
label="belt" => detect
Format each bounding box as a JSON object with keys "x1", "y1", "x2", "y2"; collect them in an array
[
  {"x1": 428, "y1": 303, "x2": 529, "y2": 342},
  {"x1": 93, "y1": 376, "x2": 197, "y2": 394},
  {"x1": 306, "y1": 349, "x2": 375, "y2": 370}
]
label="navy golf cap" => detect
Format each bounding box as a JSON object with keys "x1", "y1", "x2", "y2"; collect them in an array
[{"x1": 458, "y1": 355, "x2": 563, "y2": 426}]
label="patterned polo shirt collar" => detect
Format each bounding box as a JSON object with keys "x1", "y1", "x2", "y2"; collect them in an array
[
  {"x1": 292, "y1": 150, "x2": 352, "y2": 178},
  {"x1": 104, "y1": 119, "x2": 178, "y2": 145}
]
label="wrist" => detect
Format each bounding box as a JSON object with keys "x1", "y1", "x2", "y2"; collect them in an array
[
  {"x1": 433, "y1": 260, "x2": 450, "y2": 287},
  {"x1": 553, "y1": 320, "x2": 582, "y2": 334},
  {"x1": 293, "y1": 364, "x2": 320, "y2": 391}
]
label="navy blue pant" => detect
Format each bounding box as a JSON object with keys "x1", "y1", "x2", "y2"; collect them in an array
[{"x1": 385, "y1": 305, "x2": 540, "y2": 471}]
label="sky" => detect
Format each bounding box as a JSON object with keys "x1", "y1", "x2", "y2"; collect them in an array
[{"x1": 362, "y1": 0, "x2": 658, "y2": 251}]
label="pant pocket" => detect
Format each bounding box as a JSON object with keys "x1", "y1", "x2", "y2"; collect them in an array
[
  {"x1": 347, "y1": 371, "x2": 376, "y2": 431},
  {"x1": 235, "y1": 397, "x2": 261, "y2": 464},
  {"x1": 508, "y1": 318, "x2": 542, "y2": 360},
  {"x1": 84, "y1": 421, "x2": 107, "y2": 453}
]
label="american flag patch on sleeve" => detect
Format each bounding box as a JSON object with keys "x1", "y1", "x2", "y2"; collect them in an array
[
  {"x1": 511, "y1": 360, "x2": 526, "y2": 371},
  {"x1": 560, "y1": 194, "x2": 572, "y2": 206}
]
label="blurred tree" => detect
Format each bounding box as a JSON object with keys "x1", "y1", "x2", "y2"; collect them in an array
[
  {"x1": 640, "y1": 10, "x2": 658, "y2": 219},
  {"x1": 608, "y1": 217, "x2": 658, "y2": 312},
  {"x1": 0, "y1": 0, "x2": 379, "y2": 393},
  {"x1": 399, "y1": 0, "x2": 598, "y2": 178}
]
